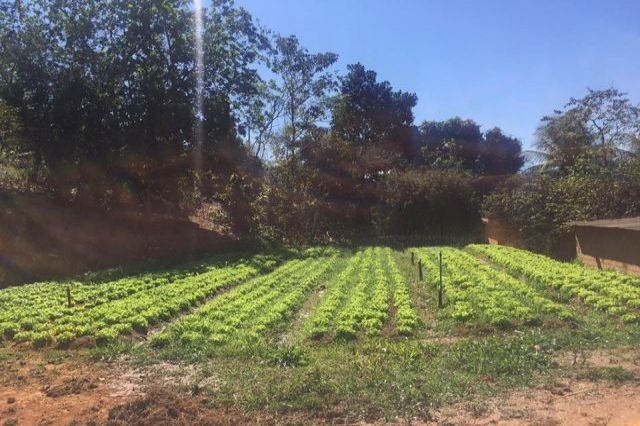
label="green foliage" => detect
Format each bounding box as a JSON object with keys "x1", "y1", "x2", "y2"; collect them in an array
[
  {"x1": 418, "y1": 118, "x2": 524, "y2": 174},
  {"x1": 377, "y1": 169, "x2": 480, "y2": 236},
  {"x1": 331, "y1": 63, "x2": 417, "y2": 152},
  {"x1": 0, "y1": 251, "x2": 285, "y2": 347},
  {"x1": 304, "y1": 247, "x2": 420, "y2": 339},
  {"x1": 469, "y1": 244, "x2": 640, "y2": 322},
  {"x1": 415, "y1": 247, "x2": 573, "y2": 328},
  {"x1": 269, "y1": 35, "x2": 338, "y2": 161},
  {"x1": 157, "y1": 255, "x2": 337, "y2": 351},
  {"x1": 267, "y1": 344, "x2": 309, "y2": 367},
  {"x1": 447, "y1": 336, "x2": 552, "y2": 379},
  {"x1": 535, "y1": 88, "x2": 640, "y2": 172},
  {"x1": 483, "y1": 153, "x2": 640, "y2": 255},
  {"x1": 0, "y1": 0, "x2": 267, "y2": 212}
]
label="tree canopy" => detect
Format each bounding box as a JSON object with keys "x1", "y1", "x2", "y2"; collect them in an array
[{"x1": 2, "y1": 0, "x2": 635, "y2": 244}]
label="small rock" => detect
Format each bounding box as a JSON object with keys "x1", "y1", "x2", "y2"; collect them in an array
[{"x1": 6, "y1": 397, "x2": 16, "y2": 404}]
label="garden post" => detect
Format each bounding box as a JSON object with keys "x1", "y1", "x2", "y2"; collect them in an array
[{"x1": 438, "y1": 251, "x2": 444, "y2": 308}]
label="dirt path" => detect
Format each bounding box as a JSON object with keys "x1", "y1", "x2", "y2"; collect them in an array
[
  {"x1": 433, "y1": 346, "x2": 640, "y2": 426},
  {"x1": 0, "y1": 350, "x2": 144, "y2": 425},
  {"x1": 433, "y1": 381, "x2": 640, "y2": 426}
]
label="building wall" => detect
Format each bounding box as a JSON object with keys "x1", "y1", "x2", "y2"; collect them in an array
[
  {"x1": 575, "y1": 227, "x2": 640, "y2": 276},
  {"x1": 482, "y1": 218, "x2": 526, "y2": 248}
]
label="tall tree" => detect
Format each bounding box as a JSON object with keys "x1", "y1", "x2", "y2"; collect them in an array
[
  {"x1": 0, "y1": 0, "x2": 270, "y2": 213},
  {"x1": 535, "y1": 88, "x2": 640, "y2": 171},
  {"x1": 419, "y1": 118, "x2": 483, "y2": 171},
  {"x1": 269, "y1": 35, "x2": 337, "y2": 161},
  {"x1": 479, "y1": 128, "x2": 524, "y2": 175},
  {"x1": 565, "y1": 88, "x2": 640, "y2": 149},
  {"x1": 331, "y1": 63, "x2": 417, "y2": 156}
]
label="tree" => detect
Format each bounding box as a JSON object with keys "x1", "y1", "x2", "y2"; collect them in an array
[
  {"x1": 535, "y1": 110, "x2": 593, "y2": 172},
  {"x1": 418, "y1": 119, "x2": 523, "y2": 175},
  {"x1": 0, "y1": 0, "x2": 269, "y2": 217},
  {"x1": 479, "y1": 128, "x2": 524, "y2": 175},
  {"x1": 535, "y1": 88, "x2": 640, "y2": 172},
  {"x1": 566, "y1": 88, "x2": 640, "y2": 149},
  {"x1": 419, "y1": 118, "x2": 483, "y2": 171},
  {"x1": 269, "y1": 35, "x2": 338, "y2": 161},
  {"x1": 331, "y1": 63, "x2": 417, "y2": 157}
]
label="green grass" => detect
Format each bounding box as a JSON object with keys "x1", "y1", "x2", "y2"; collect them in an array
[{"x1": 136, "y1": 333, "x2": 556, "y2": 422}]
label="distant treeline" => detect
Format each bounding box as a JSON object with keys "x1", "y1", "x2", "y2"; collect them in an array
[{"x1": 0, "y1": 1, "x2": 639, "y2": 247}]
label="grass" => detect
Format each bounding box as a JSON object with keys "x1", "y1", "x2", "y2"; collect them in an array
[
  {"x1": 136, "y1": 331, "x2": 561, "y2": 421},
  {"x1": 577, "y1": 366, "x2": 636, "y2": 383}
]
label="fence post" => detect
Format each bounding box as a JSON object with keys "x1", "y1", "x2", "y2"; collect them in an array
[
  {"x1": 438, "y1": 251, "x2": 443, "y2": 308},
  {"x1": 67, "y1": 287, "x2": 72, "y2": 308},
  {"x1": 411, "y1": 252, "x2": 414, "y2": 265},
  {"x1": 418, "y1": 259, "x2": 423, "y2": 281}
]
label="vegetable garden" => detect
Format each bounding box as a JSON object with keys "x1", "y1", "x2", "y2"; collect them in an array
[{"x1": 1, "y1": 244, "x2": 639, "y2": 350}]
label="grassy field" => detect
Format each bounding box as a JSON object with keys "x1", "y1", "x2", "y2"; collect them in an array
[{"x1": 2, "y1": 244, "x2": 640, "y2": 423}]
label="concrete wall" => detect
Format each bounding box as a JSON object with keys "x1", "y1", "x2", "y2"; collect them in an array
[{"x1": 575, "y1": 227, "x2": 640, "y2": 276}]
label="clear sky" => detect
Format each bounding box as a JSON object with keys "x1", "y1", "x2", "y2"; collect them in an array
[{"x1": 230, "y1": 0, "x2": 640, "y2": 149}]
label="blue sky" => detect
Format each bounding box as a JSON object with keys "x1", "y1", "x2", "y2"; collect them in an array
[{"x1": 231, "y1": 0, "x2": 640, "y2": 149}]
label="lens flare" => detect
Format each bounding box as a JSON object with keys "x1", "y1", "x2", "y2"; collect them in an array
[{"x1": 193, "y1": 0, "x2": 204, "y2": 185}]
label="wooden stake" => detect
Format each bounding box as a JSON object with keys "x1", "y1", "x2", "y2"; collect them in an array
[
  {"x1": 438, "y1": 251, "x2": 444, "y2": 308},
  {"x1": 67, "y1": 287, "x2": 72, "y2": 308},
  {"x1": 418, "y1": 259, "x2": 423, "y2": 281},
  {"x1": 411, "y1": 252, "x2": 415, "y2": 265}
]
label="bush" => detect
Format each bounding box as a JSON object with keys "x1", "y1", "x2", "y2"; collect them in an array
[
  {"x1": 483, "y1": 154, "x2": 640, "y2": 256},
  {"x1": 376, "y1": 169, "x2": 481, "y2": 237}
]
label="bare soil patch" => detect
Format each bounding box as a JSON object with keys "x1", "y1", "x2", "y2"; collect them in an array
[
  {"x1": 0, "y1": 350, "x2": 144, "y2": 425},
  {"x1": 432, "y1": 346, "x2": 640, "y2": 426},
  {"x1": 433, "y1": 381, "x2": 640, "y2": 426}
]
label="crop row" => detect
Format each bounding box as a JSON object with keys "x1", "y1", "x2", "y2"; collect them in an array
[
  {"x1": 0, "y1": 252, "x2": 257, "y2": 328},
  {"x1": 414, "y1": 247, "x2": 573, "y2": 327},
  {"x1": 303, "y1": 250, "x2": 366, "y2": 338},
  {"x1": 334, "y1": 248, "x2": 389, "y2": 337},
  {"x1": 468, "y1": 244, "x2": 640, "y2": 323},
  {"x1": 305, "y1": 247, "x2": 419, "y2": 339},
  {"x1": 153, "y1": 255, "x2": 337, "y2": 347},
  {"x1": 0, "y1": 253, "x2": 282, "y2": 347},
  {"x1": 384, "y1": 249, "x2": 420, "y2": 334}
]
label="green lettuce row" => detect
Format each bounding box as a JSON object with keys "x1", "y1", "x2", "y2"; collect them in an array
[
  {"x1": 384, "y1": 249, "x2": 420, "y2": 335},
  {"x1": 468, "y1": 244, "x2": 640, "y2": 323},
  {"x1": 415, "y1": 247, "x2": 570, "y2": 327},
  {"x1": 303, "y1": 250, "x2": 367, "y2": 338},
  {"x1": 154, "y1": 256, "x2": 336, "y2": 347},
  {"x1": 359, "y1": 247, "x2": 391, "y2": 336},
  {"x1": 0, "y1": 252, "x2": 252, "y2": 327},
  {"x1": 2, "y1": 254, "x2": 280, "y2": 346},
  {"x1": 335, "y1": 248, "x2": 378, "y2": 338}
]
